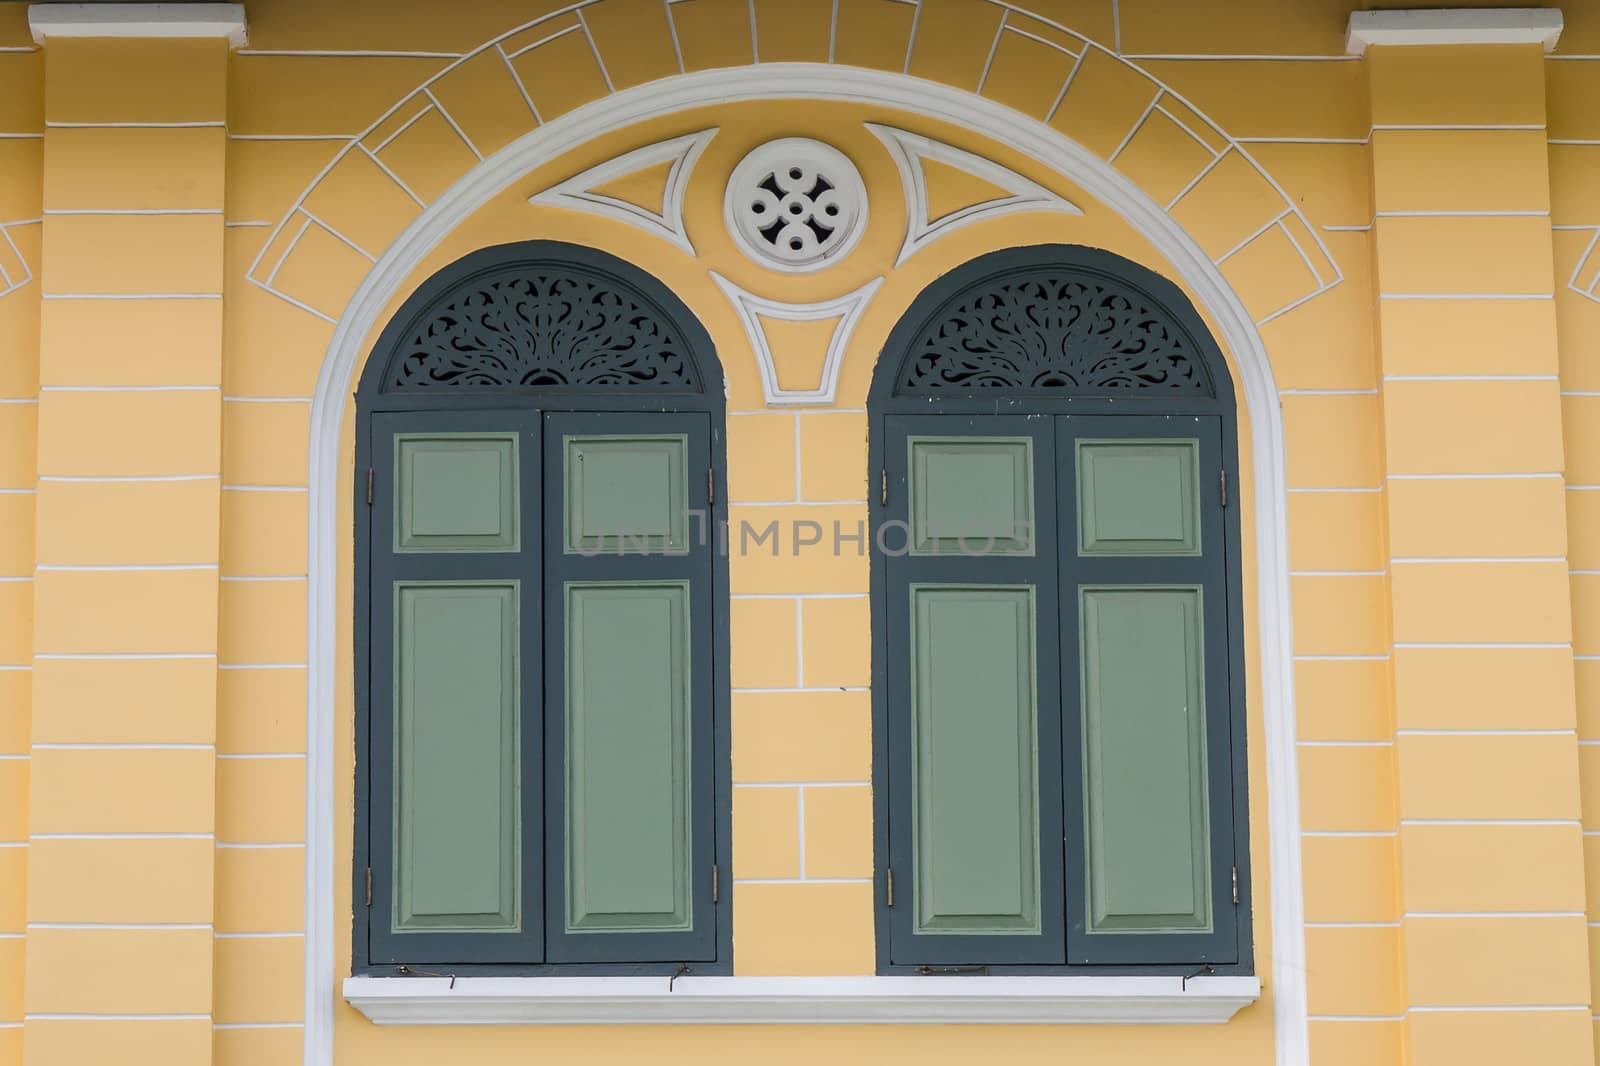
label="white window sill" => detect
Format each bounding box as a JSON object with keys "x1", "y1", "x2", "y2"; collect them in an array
[{"x1": 343, "y1": 974, "x2": 1261, "y2": 1025}]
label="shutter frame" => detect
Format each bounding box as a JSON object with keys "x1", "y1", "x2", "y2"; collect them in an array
[
  {"x1": 541, "y1": 411, "x2": 719, "y2": 965},
  {"x1": 882, "y1": 414, "x2": 1067, "y2": 967},
  {"x1": 365, "y1": 409, "x2": 546, "y2": 967},
  {"x1": 1059, "y1": 415, "x2": 1240, "y2": 967}
]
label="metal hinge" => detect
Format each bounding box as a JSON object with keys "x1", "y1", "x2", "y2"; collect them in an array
[
  {"x1": 886, "y1": 868, "x2": 894, "y2": 908},
  {"x1": 708, "y1": 468, "x2": 715, "y2": 506},
  {"x1": 880, "y1": 468, "x2": 887, "y2": 506},
  {"x1": 711, "y1": 863, "x2": 719, "y2": 904},
  {"x1": 1231, "y1": 865, "x2": 1239, "y2": 905},
  {"x1": 366, "y1": 467, "x2": 374, "y2": 506},
  {"x1": 365, "y1": 866, "x2": 373, "y2": 907}
]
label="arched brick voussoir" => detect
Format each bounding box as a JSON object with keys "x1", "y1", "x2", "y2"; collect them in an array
[{"x1": 245, "y1": 0, "x2": 1341, "y2": 333}]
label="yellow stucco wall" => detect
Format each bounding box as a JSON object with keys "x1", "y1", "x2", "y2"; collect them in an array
[{"x1": 2, "y1": 2, "x2": 1600, "y2": 1065}]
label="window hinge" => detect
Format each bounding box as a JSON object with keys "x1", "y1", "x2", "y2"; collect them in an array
[
  {"x1": 366, "y1": 467, "x2": 374, "y2": 506},
  {"x1": 708, "y1": 467, "x2": 715, "y2": 506},
  {"x1": 1231, "y1": 865, "x2": 1240, "y2": 906},
  {"x1": 1220, "y1": 468, "x2": 1228, "y2": 509},
  {"x1": 886, "y1": 867, "x2": 894, "y2": 908},
  {"x1": 711, "y1": 863, "x2": 719, "y2": 904},
  {"x1": 365, "y1": 866, "x2": 373, "y2": 907},
  {"x1": 880, "y1": 468, "x2": 887, "y2": 506}
]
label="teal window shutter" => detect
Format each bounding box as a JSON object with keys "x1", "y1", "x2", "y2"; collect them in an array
[
  {"x1": 354, "y1": 241, "x2": 731, "y2": 975},
  {"x1": 879, "y1": 412, "x2": 1241, "y2": 971},
  {"x1": 869, "y1": 244, "x2": 1251, "y2": 976},
  {"x1": 367, "y1": 411, "x2": 545, "y2": 966},
  {"x1": 884, "y1": 416, "x2": 1067, "y2": 966},
  {"x1": 543, "y1": 413, "x2": 718, "y2": 964},
  {"x1": 1060, "y1": 417, "x2": 1238, "y2": 966}
]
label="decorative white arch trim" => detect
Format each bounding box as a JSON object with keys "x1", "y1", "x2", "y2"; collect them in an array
[
  {"x1": 306, "y1": 64, "x2": 1304, "y2": 1066},
  {"x1": 527, "y1": 128, "x2": 717, "y2": 257},
  {"x1": 710, "y1": 272, "x2": 884, "y2": 406},
  {"x1": 866, "y1": 123, "x2": 1083, "y2": 266}
]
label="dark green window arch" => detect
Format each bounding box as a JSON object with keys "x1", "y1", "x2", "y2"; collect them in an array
[
  {"x1": 867, "y1": 244, "x2": 1253, "y2": 973},
  {"x1": 352, "y1": 241, "x2": 731, "y2": 975}
]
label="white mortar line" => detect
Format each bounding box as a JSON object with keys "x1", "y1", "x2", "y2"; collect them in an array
[
  {"x1": 496, "y1": 43, "x2": 542, "y2": 124},
  {"x1": 42, "y1": 292, "x2": 221, "y2": 300},
  {"x1": 1379, "y1": 293, "x2": 1552, "y2": 300},
  {"x1": 975, "y1": 9, "x2": 1006, "y2": 94}
]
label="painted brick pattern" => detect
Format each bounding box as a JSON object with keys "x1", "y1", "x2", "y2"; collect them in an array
[
  {"x1": 1365, "y1": 41, "x2": 1593, "y2": 1066},
  {"x1": 13, "y1": 31, "x2": 227, "y2": 1066}
]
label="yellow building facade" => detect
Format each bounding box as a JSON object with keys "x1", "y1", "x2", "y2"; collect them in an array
[{"x1": 1, "y1": 1, "x2": 1599, "y2": 1064}]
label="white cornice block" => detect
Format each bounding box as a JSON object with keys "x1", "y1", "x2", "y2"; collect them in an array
[
  {"x1": 1346, "y1": 8, "x2": 1563, "y2": 54},
  {"x1": 29, "y1": 3, "x2": 249, "y2": 48}
]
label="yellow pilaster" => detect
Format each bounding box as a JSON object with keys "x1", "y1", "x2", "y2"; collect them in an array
[
  {"x1": 1365, "y1": 40, "x2": 1594, "y2": 1066},
  {"x1": 23, "y1": 32, "x2": 228, "y2": 1066}
]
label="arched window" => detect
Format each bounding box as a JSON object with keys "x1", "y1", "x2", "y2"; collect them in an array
[
  {"x1": 868, "y1": 245, "x2": 1251, "y2": 973},
  {"x1": 353, "y1": 242, "x2": 730, "y2": 974}
]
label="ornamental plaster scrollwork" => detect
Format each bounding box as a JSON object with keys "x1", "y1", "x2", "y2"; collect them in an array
[
  {"x1": 710, "y1": 272, "x2": 884, "y2": 406},
  {"x1": 866, "y1": 124, "x2": 1082, "y2": 267},
  {"x1": 527, "y1": 129, "x2": 717, "y2": 256}
]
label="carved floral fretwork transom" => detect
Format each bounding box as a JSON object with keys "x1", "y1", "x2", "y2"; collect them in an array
[
  {"x1": 894, "y1": 269, "x2": 1214, "y2": 397},
  {"x1": 382, "y1": 267, "x2": 703, "y2": 393}
]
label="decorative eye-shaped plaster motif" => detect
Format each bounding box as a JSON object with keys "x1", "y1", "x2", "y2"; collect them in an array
[{"x1": 725, "y1": 138, "x2": 867, "y2": 272}]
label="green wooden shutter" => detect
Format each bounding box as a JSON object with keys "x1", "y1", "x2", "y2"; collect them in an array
[
  {"x1": 542, "y1": 412, "x2": 717, "y2": 963},
  {"x1": 367, "y1": 412, "x2": 544, "y2": 966},
  {"x1": 884, "y1": 415, "x2": 1066, "y2": 966},
  {"x1": 1060, "y1": 417, "x2": 1238, "y2": 965}
]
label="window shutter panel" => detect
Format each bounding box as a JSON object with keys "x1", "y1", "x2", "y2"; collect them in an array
[
  {"x1": 367, "y1": 411, "x2": 544, "y2": 966},
  {"x1": 884, "y1": 415, "x2": 1066, "y2": 966},
  {"x1": 542, "y1": 412, "x2": 717, "y2": 963},
  {"x1": 1061, "y1": 416, "x2": 1239, "y2": 966}
]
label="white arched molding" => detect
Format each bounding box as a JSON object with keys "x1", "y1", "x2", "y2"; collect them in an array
[
  {"x1": 527, "y1": 128, "x2": 717, "y2": 256},
  {"x1": 710, "y1": 272, "x2": 883, "y2": 406},
  {"x1": 307, "y1": 65, "x2": 1303, "y2": 1065},
  {"x1": 867, "y1": 123, "x2": 1082, "y2": 266}
]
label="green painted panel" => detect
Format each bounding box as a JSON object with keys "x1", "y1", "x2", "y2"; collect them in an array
[
  {"x1": 1080, "y1": 587, "x2": 1212, "y2": 934},
  {"x1": 564, "y1": 435, "x2": 689, "y2": 555},
  {"x1": 909, "y1": 437, "x2": 1033, "y2": 555},
  {"x1": 1076, "y1": 439, "x2": 1201, "y2": 556},
  {"x1": 395, "y1": 434, "x2": 519, "y2": 553},
  {"x1": 565, "y1": 582, "x2": 693, "y2": 932},
  {"x1": 909, "y1": 585, "x2": 1040, "y2": 934},
  {"x1": 393, "y1": 582, "x2": 520, "y2": 932}
]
